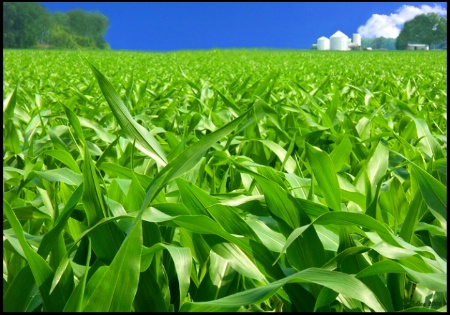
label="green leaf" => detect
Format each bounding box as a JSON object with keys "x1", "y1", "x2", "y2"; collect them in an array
[
  {"x1": 38, "y1": 184, "x2": 84, "y2": 259},
  {"x1": 3, "y1": 85, "x2": 17, "y2": 120},
  {"x1": 43, "y1": 150, "x2": 81, "y2": 173},
  {"x1": 140, "y1": 105, "x2": 254, "y2": 211},
  {"x1": 330, "y1": 135, "x2": 352, "y2": 172},
  {"x1": 413, "y1": 118, "x2": 442, "y2": 159},
  {"x1": 177, "y1": 178, "x2": 257, "y2": 238},
  {"x1": 34, "y1": 168, "x2": 83, "y2": 186},
  {"x1": 4, "y1": 200, "x2": 53, "y2": 287},
  {"x1": 255, "y1": 176, "x2": 301, "y2": 229},
  {"x1": 256, "y1": 176, "x2": 326, "y2": 274},
  {"x1": 3, "y1": 266, "x2": 36, "y2": 312},
  {"x1": 258, "y1": 139, "x2": 296, "y2": 173},
  {"x1": 410, "y1": 163, "x2": 446, "y2": 222},
  {"x1": 212, "y1": 242, "x2": 267, "y2": 283},
  {"x1": 83, "y1": 219, "x2": 142, "y2": 312},
  {"x1": 245, "y1": 218, "x2": 286, "y2": 253},
  {"x1": 81, "y1": 127, "x2": 125, "y2": 264},
  {"x1": 181, "y1": 268, "x2": 386, "y2": 312},
  {"x1": 62, "y1": 104, "x2": 86, "y2": 147},
  {"x1": 305, "y1": 143, "x2": 342, "y2": 211},
  {"x1": 194, "y1": 251, "x2": 237, "y2": 302},
  {"x1": 357, "y1": 260, "x2": 446, "y2": 292},
  {"x1": 85, "y1": 58, "x2": 167, "y2": 166},
  {"x1": 140, "y1": 243, "x2": 191, "y2": 309}
]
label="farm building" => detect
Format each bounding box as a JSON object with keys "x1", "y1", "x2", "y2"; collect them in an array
[
  {"x1": 317, "y1": 36, "x2": 330, "y2": 50},
  {"x1": 315, "y1": 31, "x2": 361, "y2": 51},
  {"x1": 330, "y1": 31, "x2": 349, "y2": 50},
  {"x1": 407, "y1": 44, "x2": 429, "y2": 50},
  {"x1": 349, "y1": 33, "x2": 361, "y2": 50}
]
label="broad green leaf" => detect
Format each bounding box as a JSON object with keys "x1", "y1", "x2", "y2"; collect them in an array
[
  {"x1": 4, "y1": 200, "x2": 53, "y2": 287},
  {"x1": 255, "y1": 176, "x2": 300, "y2": 229},
  {"x1": 140, "y1": 105, "x2": 254, "y2": 211},
  {"x1": 366, "y1": 141, "x2": 389, "y2": 189},
  {"x1": 181, "y1": 268, "x2": 386, "y2": 312},
  {"x1": 83, "y1": 219, "x2": 142, "y2": 312},
  {"x1": 99, "y1": 162, "x2": 152, "y2": 188},
  {"x1": 38, "y1": 184, "x2": 84, "y2": 258},
  {"x1": 357, "y1": 260, "x2": 446, "y2": 292},
  {"x1": 85, "y1": 58, "x2": 167, "y2": 166},
  {"x1": 305, "y1": 143, "x2": 342, "y2": 211},
  {"x1": 413, "y1": 118, "x2": 442, "y2": 160},
  {"x1": 410, "y1": 163, "x2": 447, "y2": 222},
  {"x1": 212, "y1": 242, "x2": 267, "y2": 283},
  {"x1": 177, "y1": 178, "x2": 257, "y2": 238},
  {"x1": 245, "y1": 219, "x2": 286, "y2": 253},
  {"x1": 330, "y1": 135, "x2": 352, "y2": 172},
  {"x1": 3, "y1": 85, "x2": 17, "y2": 120},
  {"x1": 256, "y1": 176, "x2": 326, "y2": 273},
  {"x1": 62, "y1": 104, "x2": 86, "y2": 147},
  {"x1": 78, "y1": 118, "x2": 125, "y2": 264},
  {"x1": 43, "y1": 150, "x2": 81, "y2": 173},
  {"x1": 78, "y1": 116, "x2": 116, "y2": 143},
  {"x1": 63, "y1": 238, "x2": 91, "y2": 312},
  {"x1": 280, "y1": 211, "x2": 400, "y2": 259},
  {"x1": 3, "y1": 266, "x2": 36, "y2": 312},
  {"x1": 140, "y1": 243, "x2": 191, "y2": 309},
  {"x1": 34, "y1": 168, "x2": 83, "y2": 186},
  {"x1": 194, "y1": 251, "x2": 237, "y2": 301},
  {"x1": 258, "y1": 139, "x2": 297, "y2": 173}
]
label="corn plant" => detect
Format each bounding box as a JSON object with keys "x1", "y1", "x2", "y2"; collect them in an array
[{"x1": 3, "y1": 49, "x2": 447, "y2": 312}]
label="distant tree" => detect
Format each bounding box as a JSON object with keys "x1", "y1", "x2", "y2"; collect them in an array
[
  {"x1": 361, "y1": 37, "x2": 396, "y2": 50},
  {"x1": 3, "y1": 2, "x2": 51, "y2": 48},
  {"x1": 3, "y1": 3, "x2": 110, "y2": 50},
  {"x1": 384, "y1": 38, "x2": 397, "y2": 50},
  {"x1": 48, "y1": 9, "x2": 109, "y2": 49},
  {"x1": 396, "y1": 13, "x2": 447, "y2": 50},
  {"x1": 66, "y1": 9, "x2": 109, "y2": 40},
  {"x1": 371, "y1": 37, "x2": 387, "y2": 49}
]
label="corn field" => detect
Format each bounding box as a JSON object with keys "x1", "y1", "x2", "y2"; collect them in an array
[{"x1": 3, "y1": 49, "x2": 447, "y2": 312}]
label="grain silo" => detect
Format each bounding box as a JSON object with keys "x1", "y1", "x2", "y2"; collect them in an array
[
  {"x1": 352, "y1": 34, "x2": 361, "y2": 47},
  {"x1": 330, "y1": 31, "x2": 349, "y2": 50},
  {"x1": 317, "y1": 36, "x2": 330, "y2": 50}
]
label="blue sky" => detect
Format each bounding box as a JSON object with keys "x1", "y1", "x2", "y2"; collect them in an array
[{"x1": 40, "y1": 2, "x2": 447, "y2": 51}]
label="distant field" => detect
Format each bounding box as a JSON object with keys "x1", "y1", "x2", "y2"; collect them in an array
[{"x1": 3, "y1": 49, "x2": 447, "y2": 312}]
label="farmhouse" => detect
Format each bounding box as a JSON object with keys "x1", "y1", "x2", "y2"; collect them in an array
[{"x1": 407, "y1": 44, "x2": 429, "y2": 50}]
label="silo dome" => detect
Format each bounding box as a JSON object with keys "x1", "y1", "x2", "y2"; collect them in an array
[
  {"x1": 317, "y1": 36, "x2": 330, "y2": 50},
  {"x1": 330, "y1": 31, "x2": 349, "y2": 50}
]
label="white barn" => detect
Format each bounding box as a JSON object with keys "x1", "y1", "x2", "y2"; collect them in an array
[{"x1": 407, "y1": 44, "x2": 429, "y2": 50}]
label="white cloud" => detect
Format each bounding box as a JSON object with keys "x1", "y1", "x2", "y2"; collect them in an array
[{"x1": 357, "y1": 4, "x2": 447, "y2": 38}]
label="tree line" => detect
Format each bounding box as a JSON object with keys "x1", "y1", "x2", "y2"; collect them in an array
[
  {"x1": 3, "y1": 2, "x2": 110, "y2": 50},
  {"x1": 395, "y1": 12, "x2": 447, "y2": 50},
  {"x1": 364, "y1": 13, "x2": 447, "y2": 50}
]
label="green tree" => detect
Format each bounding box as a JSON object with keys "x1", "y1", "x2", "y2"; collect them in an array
[
  {"x1": 66, "y1": 9, "x2": 109, "y2": 40},
  {"x1": 3, "y1": 2, "x2": 51, "y2": 48},
  {"x1": 396, "y1": 13, "x2": 447, "y2": 50},
  {"x1": 361, "y1": 37, "x2": 396, "y2": 50},
  {"x1": 49, "y1": 9, "x2": 109, "y2": 49},
  {"x1": 3, "y1": 2, "x2": 110, "y2": 50},
  {"x1": 371, "y1": 37, "x2": 387, "y2": 49}
]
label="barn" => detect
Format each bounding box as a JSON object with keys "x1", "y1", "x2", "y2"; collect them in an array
[{"x1": 407, "y1": 44, "x2": 429, "y2": 50}]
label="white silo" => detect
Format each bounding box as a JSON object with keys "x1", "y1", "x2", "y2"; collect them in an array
[
  {"x1": 317, "y1": 36, "x2": 330, "y2": 50},
  {"x1": 352, "y1": 34, "x2": 361, "y2": 48},
  {"x1": 330, "y1": 30, "x2": 349, "y2": 50}
]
